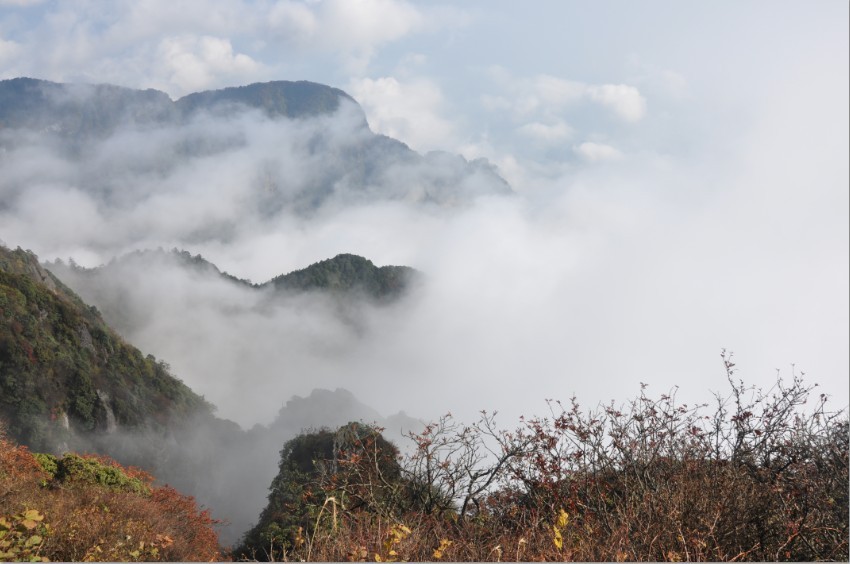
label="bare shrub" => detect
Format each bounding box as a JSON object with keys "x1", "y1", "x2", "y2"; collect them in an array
[{"x1": 242, "y1": 352, "x2": 847, "y2": 561}]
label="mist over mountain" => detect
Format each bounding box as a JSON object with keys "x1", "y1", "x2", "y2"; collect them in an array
[
  {"x1": 44, "y1": 249, "x2": 422, "y2": 427},
  {"x1": 0, "y1": 77, "x2": 511, "y2": 246},
  {"x1": 0, "y1": 76, "x2": 517, "y2": 433},
  {"x1": 1, "y1": 243, "x2": 425, "y2": 544},
  {"x1": 0, "y1": 77, "x2": 360, "y2": 138},
  {"x1": 0, "y1": 3, "x2": 845, "y2": 559}
]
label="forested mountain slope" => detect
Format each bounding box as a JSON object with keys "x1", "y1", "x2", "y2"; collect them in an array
[{"x1": 0, "y1": 245, "x2": 211, "y2": 452}]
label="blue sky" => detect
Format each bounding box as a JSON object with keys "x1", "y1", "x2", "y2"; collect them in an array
[{"x1": 0, "y1": 0, "x2": 847, "y2": 423}]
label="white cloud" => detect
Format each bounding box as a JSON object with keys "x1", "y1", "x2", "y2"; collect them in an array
[
  {"x1": 586, "y1": 83, "x2": 647, "y2": 122},
  {"x1": 0, "y1": 36, "x2": 21, "y2": 66},
  {"x1": 517, "y1": 120, "x2": 573, "y2": 143},
  {"x1": 156, "y1": 35, "x2": 262, "y2": 95},
  {"x1": 0, "y1": 0, "x2": 431, "y2": 96},
  {"x1": 480, "y1": 94, "x2": 512, "y2": 112},
  {"x1": 484, "y1": 70, "x2": 647, "y2": 124},
  {"x1": 267, "y1": 1, "x2": 322, "y2": 43},
  {"x1": 349, "y1": 75, "x2": 456, "y2": 152},
  {"x1": 533, "y1": 74, "x2": 586, "y2": 108},
  {"x1": 574, "y1": 141, "x2": 623, "y2": 162},
  {"x1": 267, "y1": 0, "x2": 424, "y2": 72},
  {"x1": 101, "y1": 0, "x2": 258, "y2": 47},
  {"x1": 322, "y1": 0, "x2": 423, "y2": 50}
]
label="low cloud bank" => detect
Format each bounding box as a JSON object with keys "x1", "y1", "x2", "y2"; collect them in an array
[{"x1": 2, "y1": 77, "x2": 846, "y2": 438}]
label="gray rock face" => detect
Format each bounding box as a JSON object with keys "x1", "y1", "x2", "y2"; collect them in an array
[{"x1": 96, "y1": 389, "x2": 118, "y2": 434}]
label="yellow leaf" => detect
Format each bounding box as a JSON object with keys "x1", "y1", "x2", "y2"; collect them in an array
[
  {"x1": 26, "y1": 534, "x2": 43, "y2": 546},
  {"x1": 24, "y1": 510, "x2": 44, "y2": 522},
  {"x1": 375, "y1": 554, "x2": 383, "y2": 562},
  {"x1": 556, "y1": 509, "x2": 569, "y2": 529},
  {"x1": 552, "y1": 527, "x2": 564, "y2": 550},
  {"x1": 433, "y1": 539, "x2": 452, "y2": 560}
]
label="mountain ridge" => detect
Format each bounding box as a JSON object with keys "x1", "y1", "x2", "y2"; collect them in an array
[
  {"x1": 0, "y1": 76, "x2": 512, "y2": 213},
  {"x1": 1, "y1": 243, "x2": 426, "y2": 544},
  {"x1": 0, "y1": 77, "x2": 366, "y2": 136},
  {"x1": 46, "y1": 248, "x2": 419, "y2": 300}
]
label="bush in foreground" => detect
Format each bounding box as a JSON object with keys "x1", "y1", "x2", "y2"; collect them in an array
[
  {"x1": 240, "y1": 353, "x2": 848, "y2": 562},
  {"x1": 0, "y1": 429, "x2": 226, "y2": 561}
]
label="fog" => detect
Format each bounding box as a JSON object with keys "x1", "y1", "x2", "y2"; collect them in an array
[
  {"x1": 2, "y1": 75, "x2": 847, "y2": 543},
  {"x1": 2, "y1": 81, "x2": 847, "y2": 434}
]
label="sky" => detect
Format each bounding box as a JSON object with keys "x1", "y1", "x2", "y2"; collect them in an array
[{"x1": 0, "y1": 0, "x2": 848, "y2": 427}]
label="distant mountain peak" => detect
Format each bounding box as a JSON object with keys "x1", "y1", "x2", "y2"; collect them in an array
[
  {"x1": 0, "y1": 76, "x2": 513, "y2": 212},
  {"x1": 268, "y1": 253, "x2": 418, "y2": 300},
  {"x1": 175, "y1": 80, "x2": 367, "y2": 124},
  {"x1": 0, "y1": 77, "x2": 366, "y2": 137}
]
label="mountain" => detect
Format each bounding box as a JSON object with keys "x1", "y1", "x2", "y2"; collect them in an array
[
  {"x1": 176, "y1": 80, "x2": 365, "y2": 123},
  {"x1": 0, "y1": 77, "x2": 175, "y2": 140},
  {"x1": 0, "y1": 245, "x2": 211, "y2": 452},
  {"x1": 1, "y1": 244, "x2": 426, "y2": 545},
  {"x1": 269, "y1": 253, "x2": 416, "y2": 300},
  {"x1": 0, "y1": 77, "x2": 512, "y2": 214},
  {"x1": 266, "y1": 387, "x2": 424, "y2": 439},
  {"x1": 207, "y1": 388, "x2": 424, "y2": 546},
  {"x1": 0, "y1": 77, "x2": 361, "y2": 137},
  {"x1": 46, "y1": 249, "x2": 418, "y2": 339},
  {"x1": 235, "y1": 421, "x2": 405, "y2": 561}
]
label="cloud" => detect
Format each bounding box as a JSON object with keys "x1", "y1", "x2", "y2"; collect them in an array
[
  {"x1": 0, "y1": 0, "x2": 430, "y2": 96},
  {"x1": 267, "y1": 1, "x2": 319, "y2": 44},
  {"x1": 0, "y1": 46, "x2": 843, "y2": 468},
  {"x1": 481, "y1": 66, "x2": 646, "y2": 129},
  {"x1": 517, "y1": 120, "x2": 573, "y2": 143},
  {"x1": 0, "y1": 36, "x2": 21, "y2": 66},
  {"x1": 586, "y1": 83, "x2": 647, "y2": 122},
  {"x1": 574, "y1": 141, "x2": 622, "y2": 162},
  {"x1": 485, "y1": 69, "x2": 647, "y2": 124},
  {"x1": 0, "y1": 0, "x2": 845, "y2": 459},
  {"x1": 267, "y1": 0, "x2": 425, "y2": 72},
  {"x1": 155, "y1": 35, "x2": 262, "y2": 94},
  {"x1": 532, "y1": 74, "x2": 587, "y2": 109},
  {"x1": 349, "y1": 75, "x2": 456, "y2": 152}
]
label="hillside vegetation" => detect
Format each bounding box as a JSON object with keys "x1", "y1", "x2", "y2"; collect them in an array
[
  {"x1": 269, "y1": 253, "x2": 417, "y2": 300},
  {"x1": 0, "y1": 245, "x2": 211, "y2": 452},
  {"x1": 238, "y1": 361, "x2": 848, "y2": 562},
  {"x1": 0, "y1": 429, "x2": 224, "y2": 561}
]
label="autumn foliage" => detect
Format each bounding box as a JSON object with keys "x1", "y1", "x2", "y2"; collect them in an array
[
  {"x1": 0, "y1": 428, "x2": 226, "y2": 561},
  {"x1": 239, "y1": 353, "x2": 848, "y2": 562},
  {"x1": 3, "y1": 352, "x2": 847, "y2": 562}
]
